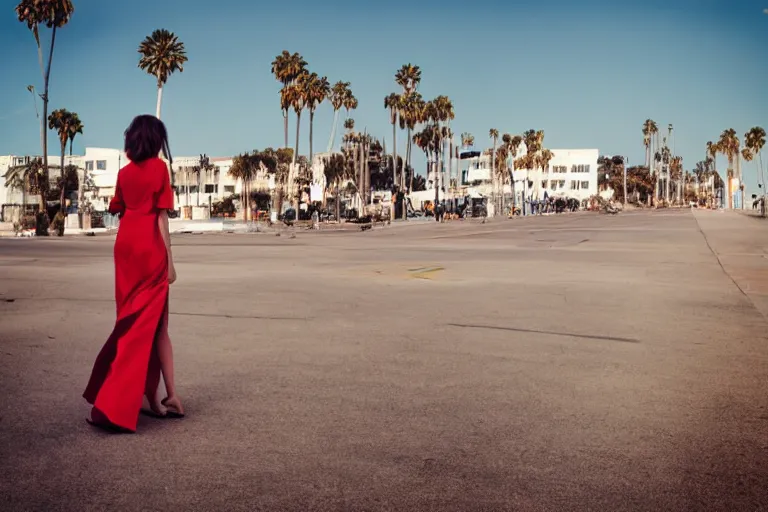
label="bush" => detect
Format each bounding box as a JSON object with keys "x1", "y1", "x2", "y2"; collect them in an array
[
  {"x1": 211, "y1": 196, "x2": 237, "y2": 217},
  {"x1": 35, "y1": 212, "x2": 50, "y2": 236},
  {"x1": 51, "y1": 211, "x2": 66, "y2": 236}
]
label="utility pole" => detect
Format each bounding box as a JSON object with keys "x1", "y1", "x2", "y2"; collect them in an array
[{"x1": 623, "y1": 156, "x2": 628, "y2": 206}]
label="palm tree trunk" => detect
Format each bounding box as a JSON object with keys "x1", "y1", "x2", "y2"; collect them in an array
[
  {"x1": 335, "y1": 182, "x2": 341, "y2": 222},
  {"x1": 283, "y1": 109, "x2": 289, "y2": 148},
  {"x1": 293, "y1": 111, "x2": 302, "y2": 212},
  {"x1": 500, "y1": 164, "x2": 505, "y2": 215},
  {"x1": 434, "y1": 145, "x2": 440, "y2": 211},
  {"x1": 510, "y1": 159, "x2": 517, "y2": 211},
  {"x1": 156, "y1": 84, "x2": 163, "y2": 119},
  {"x1": 491, "y1": 142, "x2": 497, "y2": 215},
  {"x1": 38, "y1": 26, "x2": 58, "y2": 221},
  {"x1": 59, "y1": 144, "x2": 66, "y2": 219},
  {"x1": 327, "y1": 109, "x2": 339, "y2": 153},
  {"x1": 196, "y1": 171, "x2": 201, "y2": 207},
  {"x1": 242, "y1": 178, "x2": 248, "y2": 223},
  {"x1": 309, "y1": 110, "x2": 315, "y2": 166},
  {"x1": 392, "y1": 119, "x2": 397, "y2": 192},
  {"x1": 403, "y1": 130, "x2": 411, "y2": 220},
  {"x1": 448, "y1": 138, "x2": 453, "y2": 195},
  {"x1": 359, "y1": 139, "x2": 366, "y2": 208}
]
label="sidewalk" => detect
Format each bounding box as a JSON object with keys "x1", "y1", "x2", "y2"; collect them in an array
[{"x1": 693, "y1": 209, "x2": 768, "y2": 318}]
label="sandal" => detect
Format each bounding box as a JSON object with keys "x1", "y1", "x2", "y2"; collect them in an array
[
  {"x1": 86, "y1": 408, "x2": 132, "y2": 434},
  {"x1": 161, "y1": 396, "x2": 185, "y2": 419}
]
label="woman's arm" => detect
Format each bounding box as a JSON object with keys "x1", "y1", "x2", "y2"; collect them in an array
[
  {"x1": 158, "y1": 210, "x2": 176, "y2": 284},
  {"x1": 108, "y1": 175, "x2": 125, "y2": 217}
]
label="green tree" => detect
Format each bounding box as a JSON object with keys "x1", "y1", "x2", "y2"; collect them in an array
[
  {"x1": 489, "y1": 128, "x2": 499, "y2": 212},
  {"x1": 304, "y1": 73, "x2": 330, "y2": 164},
  {"x1": 642, "y1": 119, "x2": 659, "y2": 204},
  {"x1": 744, "y1": 127, "x2": 766, "y2": 212},
  {"x1": 48, "y1": 108, "x2": 79, "y2": 221},
  {"x1": 327, "y1": 81, "x2": 350, "y2": 152},
  {"x1": 228, "y1": 153, "x2": 256, "y2": 222},
  {"x1": 16, "y1": 0, "x2": 75, "y2": 231},
  {"x1": 384, "y1": 93, "x2": 402, "y2": 188},
  {"x1": 716, "y1": 129, "x2": 740, "y2": 208},
  {"x1": 271, "y1": 51, "x2": 307, "y2": 148},
  {"x1": 138, "y1": 29, "x2": 188, "y2": 119},
  {"x1": 324, "y1": 153, "x2": 348, "y2": 221}
]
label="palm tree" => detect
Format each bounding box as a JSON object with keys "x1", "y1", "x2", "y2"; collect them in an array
[
  {"x1": 745, "y1": 127, "x2": 766, "y2": 212},
  {"x1": 401, "y1": 92, "x2": 425, "y2": 193},
  {"x1": 323, "y1": 154, "x2": 347, "y2": 221},
  {"x1": 717, "y1": 129, "x2": 740, "y2": 209},
  {"x1": 3, "y1": 166, "x2": 28, "y2": 211},
  {"x1": 271, "y1": 51, "x2": 307, "y2": 149},
  {"x1": 48, "y1": 108, "x2": 78, "y2": 217},
  {"x1": 502, "y1": 134, "x2": 523, "y2": 209},
  {"x1": 413, "y1": 127, "x2": 433, "y2": 190},
  {"x1": 228, "y1": 153, "x2": 255, "y2": 222},
  {"x1": 67, "y1": 112, "x2": 83, "y2": 156},
  {"x1": 429, "y1": 96, "x2": 454, "y2": 206},
  {"x1": 138, "y1": 29, "x2": 188, "y2": 119},
  {"x1": 538, "y1": 148, "x2": 554, "y2": 186},
  {"x1": 285, "y1": 75, "x2": 308, "y2": 167},
  {"x1": 16, "y1": 0, "x2": 75, "y2": 225},
  {"x1": 304, "y1": 73, "x2": 330, "y2": 165},
  {"x1": 342, "y1": 92, "x2": 358, "y2": 167},
  {"x1": 395, "y1": 64, "x2": 421, "y2": 94},
  {"x1": 706, "y1": 141, "x2": 719, "y2": 206},
  {"x1": 327, "y1": 81, "x2": 350, "y2": 152},
  {"x1": 669, "y1": 156, "x2": 683, "y2": 204},
  {"x1": 344, "y1": 118, "x2": 355, "y2": 136},
  {"x1": 384, "y1": 93, "x2": 402, "y2": 189},
  {"x1": 489, "y1": 128, "x2": 499, "y2": 213},
  {"x1": 642, "y1": 120, "x2": 659, "y2": 204},
  {"x1": 285, "y1": 74, "x2": 310, "y2": 212},
  {"x1": 394, "y1": 64, "x2": 422, "y2": 216}
]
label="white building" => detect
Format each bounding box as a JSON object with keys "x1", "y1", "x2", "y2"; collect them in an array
[
  {"x1": 1, "y1": 154, "x2": 84, "y2": 221},
  {"x1": 523, "y1": 149, "x2": 600, "y2": 201},
  {"x1": 73, "y1": 149, "x2": 259, "y2": 210},
  {"x1": 415, "y1": 147, "x2": 600, "y2": 206}
]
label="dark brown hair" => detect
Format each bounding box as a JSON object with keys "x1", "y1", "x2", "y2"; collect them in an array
[{"x1": 124, "y1": 115, "x2": 172, "y2": 164}]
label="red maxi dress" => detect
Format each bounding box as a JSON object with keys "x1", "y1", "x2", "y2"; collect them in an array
[{"x1": 83, "y1": 157, "x2": 174, "y2": 432}]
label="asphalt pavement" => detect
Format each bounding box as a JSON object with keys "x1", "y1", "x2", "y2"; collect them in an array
[{"x1": 1, "y1": 209, "x2": 766, "y2": 511}]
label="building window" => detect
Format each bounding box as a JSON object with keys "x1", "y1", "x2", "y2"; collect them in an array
[
  {"x1": 571, "y1": 164, "x2": 591, "y2": 173},
  {"x1": 204, "y1": 184, "x2": 218, "y2": 194},
  {"x1": 189, "y1": 186, "x2": 199, "y2": 194},
  {"x1": 553, "y1": 165, "x2": 567, "y2": 173},
  {"x1": 542, "y1": 181, "x2": 548, "y2": 189},
  {"x1": 224, "y1": 185, "x2": 235, "y2": 195},
  {"x1": 85, "y1": 161, "x2": 94, "y2": 171},
  {"x1": 581, "y1": 181, "x2": 589, "y2": 189},
  {"x1": 559, "y1": 180, "x2": 565, "y2": 189},
  {"x1": 96, "y1": 160, "x2": 107, "y2": 170}
]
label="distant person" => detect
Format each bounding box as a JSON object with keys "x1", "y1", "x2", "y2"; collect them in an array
[{"x1": 83, "y1": 115, "x2": 184, "y2": 433}]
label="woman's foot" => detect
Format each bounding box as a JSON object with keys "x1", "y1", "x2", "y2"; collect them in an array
[
  {"x1": 86, "y1": 407, "x2": 131, "y2": 433},
  {"x1": 141, "y1": 394, "x2": 168, "y2": 418},
  {"x1": 161, "y1": 396, "x2": 185, "y2": 418}
]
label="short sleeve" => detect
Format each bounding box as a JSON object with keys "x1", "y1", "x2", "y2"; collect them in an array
[
  {"x1": 155, "y1": 162, "x2": 174, "y2": 211},
  {"x1": 108, "y1": 175, "x2": 125, "y2": 215}
]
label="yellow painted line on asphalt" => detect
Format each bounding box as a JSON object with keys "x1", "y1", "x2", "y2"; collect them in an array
[{"x1": 408, "y1": 266, "x2": 444, "y2": 280}]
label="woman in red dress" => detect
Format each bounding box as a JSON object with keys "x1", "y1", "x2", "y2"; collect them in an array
[{"x1": 84, "y1": 115, "x2": 184, "y2": 433}]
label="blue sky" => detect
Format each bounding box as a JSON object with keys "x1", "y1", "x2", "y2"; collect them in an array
[{"x1": 1, "y1": 0, "x2": 767, "y2": 188}]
